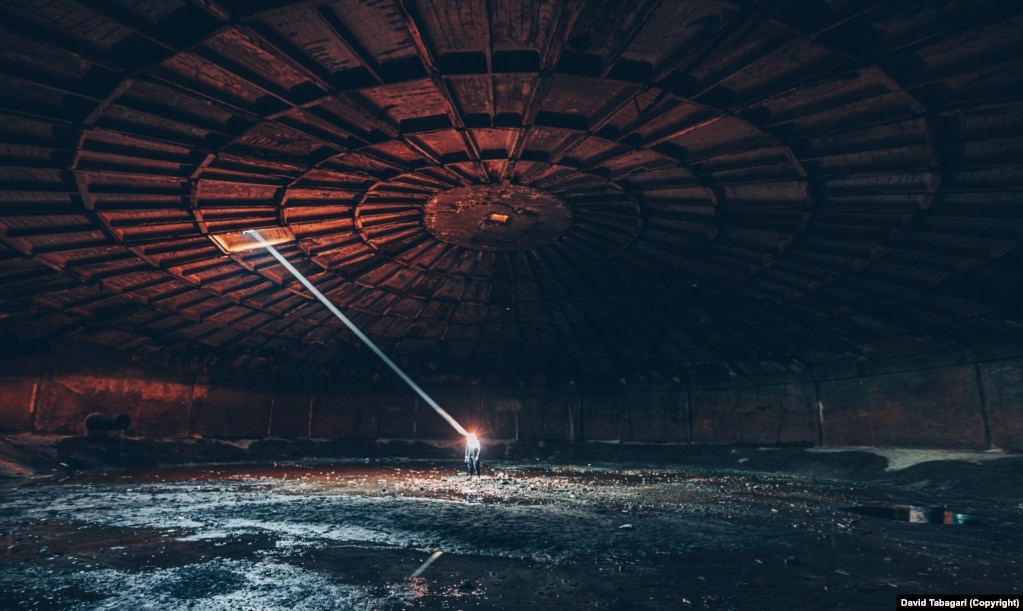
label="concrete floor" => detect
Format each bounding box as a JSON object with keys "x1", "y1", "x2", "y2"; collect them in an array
[{"x1": 1, "y1": 447, "x2": 1021, "y2": 610}]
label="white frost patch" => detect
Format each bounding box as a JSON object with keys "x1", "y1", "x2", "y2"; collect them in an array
[
  {"x1": 1, "y1": 559, "x2": 411, "y2": 611},
  {"x1": 177, "y1": 518, "x2": 396, "y2": 547},
  {"x1": 13, "y1": 486, "x2": 307, "y2": 531}
]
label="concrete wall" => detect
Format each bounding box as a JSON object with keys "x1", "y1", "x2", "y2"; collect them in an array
[{"x1": 1, "y1": 353, "x2": 1022, "y2": 451}]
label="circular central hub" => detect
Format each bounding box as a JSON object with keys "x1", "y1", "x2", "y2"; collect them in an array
[{"x1": 423, "y1": 184, "x2": 572, "y2": 251}]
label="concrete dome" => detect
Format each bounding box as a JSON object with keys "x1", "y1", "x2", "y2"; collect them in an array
[{"x1": 0, "y1": 0, "x2": 1021, "y2": 449}]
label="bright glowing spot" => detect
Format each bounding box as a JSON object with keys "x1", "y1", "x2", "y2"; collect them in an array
[
  {"x1": 466, "y1": 433, "x2": 480, "y2": 452},
  {"x1": 210, "y1": 226, "x2": 296, "y2": 253},
  {"x1": 243, "y1": 229, "x2": 470, "y2": 438}
]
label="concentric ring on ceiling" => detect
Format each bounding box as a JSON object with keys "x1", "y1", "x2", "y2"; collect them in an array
[{"x1": 420, "y1": 184, "x2": 574, "y2": 251}]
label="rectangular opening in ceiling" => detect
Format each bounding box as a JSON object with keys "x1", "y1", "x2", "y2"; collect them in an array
[{"x1": 209, "y1": 226, "x2": 296, "y2": 254}]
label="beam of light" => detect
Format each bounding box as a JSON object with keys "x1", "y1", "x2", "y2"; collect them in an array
[
  {"x1": 409, "y1": 550, "x2": 444, "y2": 578},
  {"x1": 243, "y1": 229, "x2": 470, "y2": 438}
]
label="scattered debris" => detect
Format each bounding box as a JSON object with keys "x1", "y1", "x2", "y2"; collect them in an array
[{"x1": 1, "y1": 458, "x2": 1020, "y2": 610}]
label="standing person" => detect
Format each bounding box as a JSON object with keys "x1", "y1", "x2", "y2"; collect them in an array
[{"x1": 465, "y1": 433, "x2": 481, "y2": 477}]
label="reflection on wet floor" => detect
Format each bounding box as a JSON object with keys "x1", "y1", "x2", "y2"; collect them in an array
[
  {"x1": 842, "y1": 505, "x2": 1000, "y2": 525},
  {"x1": 1, "y1": 461, "x2": 1021, "y2": 609}
]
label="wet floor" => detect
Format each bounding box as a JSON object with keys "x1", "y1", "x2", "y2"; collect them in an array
[{"x1": 1, "y1": 460, "x2": 1021, "y2": 610}]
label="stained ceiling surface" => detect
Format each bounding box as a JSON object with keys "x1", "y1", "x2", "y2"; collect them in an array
[{"x1": 1, "y1": 0, "x2": 1022, "y2": 381}]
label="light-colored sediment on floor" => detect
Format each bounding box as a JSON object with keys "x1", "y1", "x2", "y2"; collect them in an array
[{"x1": 808, "y1": 447, "x2": 1011, "y2": 471}]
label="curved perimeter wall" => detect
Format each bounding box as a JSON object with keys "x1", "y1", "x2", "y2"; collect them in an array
[{"x1": 1, "y1": 350, "x2": 1022, "y2": 451}]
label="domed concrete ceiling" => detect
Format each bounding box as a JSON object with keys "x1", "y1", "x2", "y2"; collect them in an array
[{"x1": 1, "y1": 0, "x2": 1022, "y2": 381}]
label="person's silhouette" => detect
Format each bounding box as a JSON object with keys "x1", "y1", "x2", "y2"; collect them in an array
[{"x1": 465, "y1": 433, "x2": 481, "y2": 477}]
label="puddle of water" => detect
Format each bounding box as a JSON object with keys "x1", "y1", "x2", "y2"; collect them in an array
[{"x1": 842, "y1": 505, "x2": 999, "y2": 525}]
